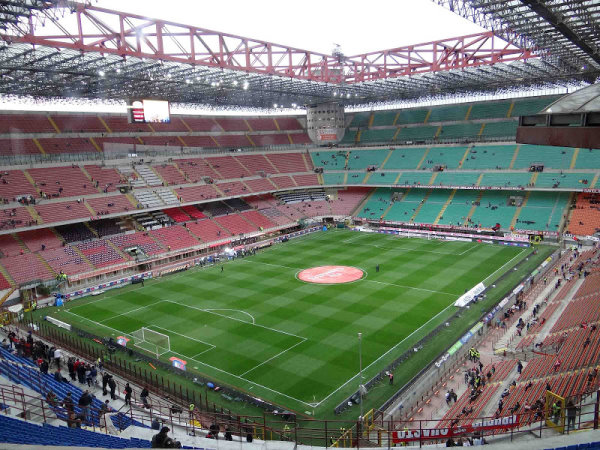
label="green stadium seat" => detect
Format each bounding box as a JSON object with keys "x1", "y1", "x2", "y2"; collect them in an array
[
  {"x1": 461, "y1": 145, "x2": 517, "y2": 170},
  {"x1": 510, "y1": 95, "x2": 561, "y2": 117},
  {"x1": 535, "y1": 172, "x2": 593, "y2": 189},
  {"x1": 515, "y1": 191, "x2": 569, "y2": 232},
  {"x1": 434, "y1": 172, "x2": 480, "y2": 187},
  {"x1": 470, "y1": 190, "x2": 515, "y2": 228},
  {"x1": 480, "y1": 121, "x2": 518, "y2": 138},
  {"x1": 513, "y1": 145, "x2": 575, "y2": 169},
  {"x1": 479, "y1": 172, "x2": 532, "y2": 188},
  {"x1": 311, "y1": 150, "x2": 347, "y2": 169},
  {"x1": 365, "y1": 171, "x2": 399, "y2": 185},
  {"x1": 385, "y1": 190, "x2": 425, "y2": 222},
  {"x1": 421, "y1": 146, "x2": 468, "y2": 169},
  {"x1": 469, "y1": 100, "x2": 512, "y2": 119},
  {"x1": 359, "y1": 128, "x2": 396, "y2": 143},
  {"x1": 347, "y1": 149, "x2": 389, "y2": 170},
  {"x1": 384, "y1": 147, "x2": 427, "y2": 169},
  {"x1": 323, "y1": 172, "x2": 346, "y2": 185},
  {"x1": 413, "y1": 190, "x2": 450, "y2": 224},
  {"x1": 349, "y1": 111, "x2": 371, "y2": 128},
  {"x1": 437, "y1": 190, "x2": 480, "y2": 227},
  {"x1": 396, "y1": 172, "x2": 434, "y2": 186},
  {"x1": 371, "y1": 111, "x2": 398, "y2": 127},
  {"x1": 395, "y1": 108, "x2": 429, "y2": 124},
  {"x1": 438, "y1": 123, "x2": 482, "y2": 140},
  {"x1": 357, "y1": 187, "x2": 393, "y2": 219},
  {"x1": 574, "y1": 148, "x2": 600, "y2": 169},
  {"x1": 428, "y1": 104, "x2": 470, "y2": 122},
  {"x1": 396, "y1": 125, "x2": 438, "y2": 142},
  {"x1": 341, "y1": 130, "x2": 357, "y2": 144}
]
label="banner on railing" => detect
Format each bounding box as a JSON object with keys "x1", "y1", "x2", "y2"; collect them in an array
[
  {"x1": 454, "y1": 282, "x2": 485, "y2": 307},
  {"x1": 392, "y1": 414, "x2": 520, "y2": 443},
  {"x1": 169, "y1": 357, "x2": 187, "y2": 371},
  {"x1": 64, "y1": 272, "x2": 152, "y2": 300}
]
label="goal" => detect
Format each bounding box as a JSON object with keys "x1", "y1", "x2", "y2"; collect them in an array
[{"x1": 132, "y1": 327, "x2": 170, "y2": 358}]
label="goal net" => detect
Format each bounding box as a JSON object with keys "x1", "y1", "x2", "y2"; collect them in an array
[{"x1": 132, "y1": 327, "x2": 170, "y2": 358}]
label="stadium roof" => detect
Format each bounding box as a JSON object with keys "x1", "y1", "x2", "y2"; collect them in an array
[{"x1": 0, "y1": 1, "x2": 598, "y2": 109}]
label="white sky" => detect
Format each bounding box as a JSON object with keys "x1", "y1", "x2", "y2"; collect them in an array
[{"x1": 92, "y1": 0, "x2": 487, "y2": 55}]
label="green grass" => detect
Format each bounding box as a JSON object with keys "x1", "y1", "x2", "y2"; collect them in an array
[{"x1": 43, "y1": 230, "x2": 547, "y2": 416}]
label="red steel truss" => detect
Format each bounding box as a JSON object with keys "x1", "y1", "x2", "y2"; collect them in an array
[{"x1": 1, "y1": 3, "x2": 538, "y2": 84}]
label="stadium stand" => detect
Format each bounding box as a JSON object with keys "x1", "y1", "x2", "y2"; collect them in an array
[
  {"x1": 214, "y1": 214, "x2": 258, "y2": 235},
  {"x1": 0, "y1": 169, "x2": 39, "y2": 201},
  {"x1": 569, "y1": 193, "x2": 600, "y2": 236},
  {"x1": 17, "y1": 228, "x2": 63, "y2": 252},
  {"x1": 150, "y1": 225, "x2": 200, "y2": 251},
  {"x1": 42, "y1": 246, "x2": 94, "y2": 275}
]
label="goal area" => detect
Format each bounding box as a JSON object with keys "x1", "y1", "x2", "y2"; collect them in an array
[{"x1": 132, "y1": 327, "x2": 170, "y2": 358}]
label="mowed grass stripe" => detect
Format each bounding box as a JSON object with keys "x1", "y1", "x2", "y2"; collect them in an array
[{"x1": 52, "y1": 230, "x2": 526, "y2": 407}]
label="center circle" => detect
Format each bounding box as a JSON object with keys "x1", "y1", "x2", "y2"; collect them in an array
[{"x1": 297, "y1": 265, "x2": 364, "y2": 284}]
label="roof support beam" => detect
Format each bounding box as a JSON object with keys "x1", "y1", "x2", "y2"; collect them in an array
[{"x1": 519, "y1": 0, "x2": 600, "y2": 67}]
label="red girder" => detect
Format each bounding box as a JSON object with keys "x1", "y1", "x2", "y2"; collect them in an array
[{"x1": 1, "y1": 3, "x2": 538, "y2": 84}]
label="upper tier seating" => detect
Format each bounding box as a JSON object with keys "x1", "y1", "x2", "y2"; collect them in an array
[
  {"x1": 213, "y1": 134, "x2": 252, "y2": 147},
  {"x1": 270, "y1": 175, "x2": 296, "y2": 189},
  {"x1": 206, "y1": 156, "x2": 250, "y2": 179},
  {"x1": 434, "y1": 172, "x2": 480, "y2": 187},
  {"x1": 479, "y1": 172, "x2": 532, "y2": 188},
  {"x1": 18, "y1": 228, "x2": 63, "y2": 252},
  {"x1": 250, "y1": 134, "x2": 290, "y2": 146},
  {"x1": 275, "y1": 117, "x2": 303, "y2": 130},
  {"x1": 84, "y1": 165, "x2": 122, "y2": 192},
  {"x1": 27, "y1": 166, "x2": 94, "y2": 198},
  {"x1": 99, "y1": 115, "x2": 151, "y2": 132},
  {"x1": 215, "y1": 117, "x2": 249, "y2": 131},
  {"x1": 38, "y1": 138, "x2": 97, "y2": 154},
  {"x1": 396, "y1": 125, "x2": 438, "y2": 141},
  {"x1": 246, "y1": 118, "x2": 278, "y2": 131},
  {"x1": 244, "y1": 177, "x2": 276, "y2": 193},
  {"x1": 429, "y1": 104, "x2": 470, "y2": 122},
  {"x1": 513, "y1": 145, "x2": 575, "y2": 169},
  {"x1": 438, "y1": 123, "x2": 482, "y2": 140},
  {"x1": 175, "y1": 159, "x2": 220, "y2": 182},
  {"x1": 461, "y1": 145, "x2": 517, "y2": 170},
  {"x1": 0, "y1": 234, "x2": 23, "y2": 257},
  {"x1": 139, "y1": 136, "x2": 180, "y2": 146},
  {"x1": 510, "y1": 95, "x2": 560, "y2": 117},
  {"x1": 50, "y1": 114, "x2": 106, "y2": 133},
  {"x1": 359, "y1": 129, "x2": 396, "y2": 143},
  {"x1": 1, "y1": 252, "x2": 53, "y2": 284},
  {"x1": 569, "y1": 193, "x2": 600, "y2": 236},
  {"x1": 149, "y1": 225, "x2": 200, "y2": 251},
  {"x1": 323, "y1": 173, "x2": 346, "y2": 185},
  {"x1": 347, "y1": 149, "x2": 388, "y2": 170},
  {"x1": 42, "y1": 246, "x2": 94, "y2": 275},
  {"x1": 0, "y1": 170, "x2": 38, "y2": 201},
  {"x1": 0, "y1": 207, "x2": 37, "y2": 230},
  {"x1": 34, "y1": 201, "x2": 91, "y2": 224},
  {"x1": 180, "y1": 136, "x2": 216, "y2": 147},
  {"x1": 384, "y1": 147, "x2": 427, "y2": 170},
  {"x1": 535, "y1": 172, "x2": 592, "y2": 189},
  {"x1": 214, "y1": 214, "x2": 258, "y2": 235},
  {"x1": 289, "y1": 133, "x2": 311, "y2": 144},
  {"x1": 177, "y1": 116, "x2": 217, "y2": 132},
  {"x1": 175, "y1": 185, "x2": 219, "y2": 203},
  {"x1": 421, "y1": 146, "x2": 468, "y2": 169},
  {"x1": 311, "y1": 150, "x2": 348, "y2": 169},
  {"x1": 148, "y1": 117, "x2": 189, "y2": 132},
  {"x1": 0, "y1": 113, "x2": 56, "y2": 133},
  {"x1": 86, "y1": 195, "x2": 135, "y2": 216},
  {"x1": 186, "y1": 219, "x2": 231, "y2": 242},
  {"x1": 469, "y1": 100, "x2": 512, "y2": 119},
  {"x1": 216, "y1": 181, "x2": 250, "y2": 197},
  {"x1": 293, "y1": 174, "x2": 319, "y2": 187},
  {"x1": 480, "y1": 120, "x2": 518, "y2": 138},
  {"x1": 153, "y1": 164, "x2": 187, "y2": 185},
  {"x1": 265, "y1": 152, "x2": 310, "y2": 173},
  {"x1": 574, "y1": 148, "x2": 600, "y2": 169},
  {"x1": 234, "y1": 154, "x2": 278, "y2": 176},
  {"x1": 0, "y1": 138, "x2": 40, "y2": 155}
]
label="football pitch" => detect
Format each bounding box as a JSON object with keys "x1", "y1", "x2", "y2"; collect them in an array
[{"x1": 47, "y1": 229, "x2": 535, "y2": 413}]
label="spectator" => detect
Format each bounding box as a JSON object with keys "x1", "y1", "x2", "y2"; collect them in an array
[
  {"x1": 124, "y1": 383, "x2": 132, "y2": 406},
  {"x1": 566, "y1": 400, "x2": 579, "y2": 431},
  {"x1": 78, "y1": 390, "x2": 93, "y2": 422},
  {"x1": 140, "y1": 387, "x2": 150, "y2": 408},
  {"x1": 54, "y1": 369, "x2": 68, "y2": 383},
  {"x1": 108, "y1": 376, "x2": 117, "y2": 400},
  {"x1": 45, "y1": 390, "x2": 58, "y2": 408},
  {"x1": 62, "y1": 392, "x2": 74, "y2": 413},
  {"x1": 151, "y1": 426, "x2": 178, "y2": 448},
  {"x1": 53, "y1": 348, "x2": 62, "y2": 369}
]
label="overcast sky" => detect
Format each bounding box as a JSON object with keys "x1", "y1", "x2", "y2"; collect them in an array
[{"x1": 93, "y1": 0, "x2": 487, "y2": 55}]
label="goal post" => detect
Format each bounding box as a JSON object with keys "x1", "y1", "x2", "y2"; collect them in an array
[{"x1": 132, "y1": 327, "x2": 171, "y2": 358}]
